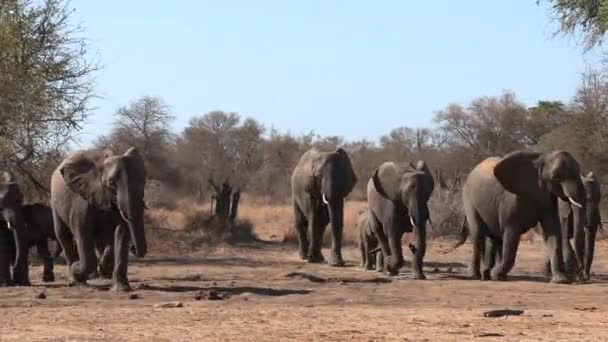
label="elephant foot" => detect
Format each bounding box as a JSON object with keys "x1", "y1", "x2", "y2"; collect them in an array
[
  {"x1": 490, "y1": 270, "x2": 507, "y2": 281},
  {"x1": 542, "y1": 265, "x2": 552, "y2": 278},
  {"x1": 0, "y1": 280, "x2": 13, "y2": 287},
  {"x1": 69, "y1": 280, "x2": 89, "y2": 288},
  {"x1": 413, "y1": 272, "x2": 426, "y2": 280},
  {"x1": 14, "y1": 280, "x2": 31, "y2": 287},
  {"x1": 469, "y1": 271, "x2": 482, "y2": 280},
  {"x1": 42, "y1": 273, "x2": 55, "y2": 283},
  {"x1": 298, "y1": 249, "x2": 308, "y2": 261},
  {"x1": 307, "y1": 253, "x2": 325, "y2": 264},
  {"x1": 550, "y1": 273, "x2": 571, "y2": 284},
  {"x1": 110, "y1": 282, "x2": 132, "y2": 292},
  {"x1": 364, "y1": 263, "x2": 374, "y2": 271},
  {"x1": 328, "y1": 254, "x2": 345, "y2": 267},
  {"x1": 582, "y1": 272, "x2": 591, "y2": 282},
  {"x1": 481, "y1": 270, "x2": 492, "y2": 281}
]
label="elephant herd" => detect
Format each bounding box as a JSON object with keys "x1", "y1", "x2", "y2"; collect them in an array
[
  {"x1": 0, "y1": 147, "x2": 146, "y2": 291},
  {"x1": 0, "y1": 146, "x2": 601, "y2": 292},
  {"x1": 292, "y1": 148, "x2": 602, "y2": 284}
]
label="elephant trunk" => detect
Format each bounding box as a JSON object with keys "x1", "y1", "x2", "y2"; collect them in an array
[{"x1": 116, "y1": 181, "x2": 147, "y2": 258}]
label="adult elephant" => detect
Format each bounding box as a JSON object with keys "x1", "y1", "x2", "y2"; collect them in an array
[
  {"x1": 462, "y1": 150, "x2": 585, "y2": 284},
  {"x1": 291, "y1": 148, "x2": 357, "y2": 266},
  {"x1": 0, "y1": 172, "x2": 29, "y2": 285},
  {"x1": 544, "y1": 171, "x2": 602, "y2": 281},
  {"x1": 50, "y1": 147, "x2": 147, "y2": 292},
  {"x1": 367, "y1": 160, "x2": 434, "y2": 278}
]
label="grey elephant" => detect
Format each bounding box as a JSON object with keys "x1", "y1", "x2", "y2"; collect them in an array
[
  {"x1": 544, "y1": 171, "x2": 602, "y2": 281},
  {"x1": 366, "y1": 160, "x2": 434, "y2": 277},
  {"x1": 357, "y1": 208, "x2": 383, "y2": 271},
  {"x1": 291, "y1": 148, "x2": 357, "y2": 266},
  {"x1": 0, "y1": 172, "x2": 29, "y2": 285},
  {"x1": 21, "y1": 203, "x2": 59, "y2": 282},
  {"x1": 461, "y1": 150, "x2": 586, "y2": 284},
  {"x1": 50, "y1": 147, "x2": 147, "y2": 292}
]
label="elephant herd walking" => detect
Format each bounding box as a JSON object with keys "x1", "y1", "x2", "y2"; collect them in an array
[
  {"x1": 293, "y1": 148, "x2": 602, "y2": 284},
  {"x1": 0, "y1": 145, "x2": 602, "y2": 290}
]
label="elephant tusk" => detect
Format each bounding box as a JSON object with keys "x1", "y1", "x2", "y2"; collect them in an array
[
  {"x1": 322, "y1": 193, "x2": 329, "y2": 205},
  {"x1": 410, "y1": 216, "x2": 416, "y2": 227},
  {"x1": 568, "y1": 197, "x2": 583, "y2": 208},
  {"x1": 6, "y1": 221, "x2": 11, "y2": 230}
]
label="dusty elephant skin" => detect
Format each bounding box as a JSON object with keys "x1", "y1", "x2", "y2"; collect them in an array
[
  {"x1": 366, "y1": 160, "x2": 434, "y2": 278},
  {"x1": 460, "y1": 150, "x2": 586, "y2": 284},
  {"x1": 0, "y1": 172, "x2": 29, "y2": 286},
  {"x1": 357, "y1": 208, "x2": 383, "y2": 272},
  {"x1": 544, "y1": 171, "x2": 602, "y2": 281},
  {"x1": 50, "y1": 147, "x2": 147, "y2": 292},
  {"x1": 291, "y1": 148, "x2": 357, "y2": 266}
]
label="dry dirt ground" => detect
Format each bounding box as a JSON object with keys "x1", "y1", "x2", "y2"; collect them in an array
[{"x1": 2, "y1": 232, "x2": 608, "y2": 341}]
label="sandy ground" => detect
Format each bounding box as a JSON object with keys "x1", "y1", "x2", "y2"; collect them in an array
[{"x1": 1, "y1": 232, "x2": 608, "y2": 341}]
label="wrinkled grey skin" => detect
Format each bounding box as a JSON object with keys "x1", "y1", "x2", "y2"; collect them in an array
[
  {"x1": 0, "y1": 172, "x2": 29, "y2": 286},
  {"x1": 367, "y1": 160, "x2": 434, "y2": 278},
  {"x1": 461, "y1": 150, "x2": 586, "y2": 284},
  {"x1": 291, "y1": 148, "x2": 357, "y2": 266},
  {"x1": 357, "y1": 208, "x2": 383, "y2": 271},
  {"x1": 50, "y1": 147, "x2": 147, "y2": 292},
  {"x1": 21, "y1": 203, "x2": 58, "y2": 282},
  {"x1": 544, "y1": 171, "x2": 602, "y2": 281}
]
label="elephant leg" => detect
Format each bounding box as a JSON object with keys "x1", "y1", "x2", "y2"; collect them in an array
[
  {"x1": 359, "y1": 236, "x2": 367, "y2": 268},
  {"x1": 327, "y1": 199, "x2": 345, "y2": 267},
  {"x1": 10, "y1": 230, "x2": 30, "y2": 286},
  {"x1": 490, "y1": 228, "x2": 519, "y2": 281},
  {"x1": 572, "y1": 222, "x2": 585, "y2": 281},
  {"x1": 583, "y1": 226, "x2": 598, "y2": 281},
  {"x1": 307, "y1": 204, "x2": 326, "y2": 263},
  {"x1": 0, "y1": 230, "x2": 13, "y2": 286},
  {"x1": 375, "y1": 250, "x2": 384, "y2": 272},
  {"x1": 412, "y1": 222, "x2": 427, "y2": 280},
  {"x1": 111, "y1": 223, "x2": 132, "y2": 292},
  {"x1": 541, "y1": 215, "x2": 570, "y2": 284},
  {"x1": 482, "y1": 236, "x2": 499, "y2": 281},
  {"x1": 37, "y1": 240, "x2": 54, "y2": 282},
  {"x1": 53, "y1": 211, "x2": 77, "y2": 266},
  {"x1": 465, "y1": 209, "x2": 483, "y2": 280},
  {"x1": 386, "y1": 227, "x2": 404, "y2": 276},
  {"x1": 561, "y1": 216, "x2": 578, "y2": 277},
  {"x1": 71, "y1": 233, "x2": 97, "y2": 285},
  {"x1": 98, "y1": 243, "x2": 114, "y2": 280},
  {"x1": 293, "y1": 202, "x2": 308, "y2": 260}
]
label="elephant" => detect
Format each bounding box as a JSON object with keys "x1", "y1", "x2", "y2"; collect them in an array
[
  {"x1": 357, "y1": 208, "x2": 383, "y2": 271},
  {"x1": 50, "y1": 147, "x2": 147, "y2": 292},
  {"x1": 20, "y1": 203, "x2": 59, "y2": 282},
  {"x1": 0, "y1": 171, "x2": 29, "y2": 286},
  {"x1": 291, "y1": 147, "x2": 357, "y2": 266},
  {"x1": 461, "y1": 150, "x2": 586, "y2": 284},
  {"x1": 544, "y1": 171, "x2": 602, "y2": 281},
  {"x1": 366, "y1": 160, "x2": 434, "y2": 278}
]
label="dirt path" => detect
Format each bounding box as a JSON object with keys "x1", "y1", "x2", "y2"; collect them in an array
[{"x1": 1, "y1": 238, "x2": 608, "y2": 341}]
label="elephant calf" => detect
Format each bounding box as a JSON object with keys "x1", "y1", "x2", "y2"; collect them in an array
[
  {"x1": 357, "y1": 208, "x2": 383, "y2": 271},
  {"x1": 21, "y1": 203, "x2": 58, "y2": 282}
]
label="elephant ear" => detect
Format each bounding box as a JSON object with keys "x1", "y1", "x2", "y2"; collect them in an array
[
  {"x1": 371, "y1": 162, "x2": 402, "y2": 201},
  {"x1": 415, "y1": 160, "x2": 434, "y2": 202},
  {"x1": 333, "y1": 148, "x2": 357, "y2": 196},
  {"x1": 0, "y1": 172, "x2": 23, "y2": 208},
  {"x1": 59, "y1": 151, "x2": 113, "y2": 210},
  {"x1": 493, "y1": 151, "x2": 543, "y2": 200}
]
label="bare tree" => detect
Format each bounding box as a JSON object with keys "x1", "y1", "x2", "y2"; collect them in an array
[{"x1": 0, "y1": 0, "x2": 99, "y2": 197}]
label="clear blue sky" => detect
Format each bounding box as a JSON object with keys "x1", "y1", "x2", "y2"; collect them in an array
[{"x1": 71, "y1": 1, "x2": 602, "y2": 147}]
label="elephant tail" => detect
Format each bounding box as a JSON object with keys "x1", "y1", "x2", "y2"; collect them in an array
[{"x1": 452, "y1": 218, "x2": 469, "y2": 249}]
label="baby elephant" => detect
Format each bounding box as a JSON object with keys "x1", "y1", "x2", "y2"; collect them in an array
[
  {"x1": 358, "y1": 208, "x2": 417, "y2": 273},
  {"x1": 358, "y1": 208, "x2": 383, "y2": 271}
]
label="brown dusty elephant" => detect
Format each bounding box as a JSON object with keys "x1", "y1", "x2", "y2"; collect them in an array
[
  {"x1": 50, "y1": 147, "x2": 147, "y2": 292},
  {"x1": 366, "y1": 160, "x2": 434, "y2": 278},
  {"x1": 461, "y1": 150, "x2": 585, "y2": 284},
  {"x1": 357, "y1": 207, "x2": 383, "y2": 271},
  {"x1": 291, "y1": 148, "x2": 357, "y2": 266},
  {"x1": 544, "y1": 171, "x2": 602, "y2": 281},
  {"x1": 0, "y1": 172, "x2": 29, "y2": 286}
]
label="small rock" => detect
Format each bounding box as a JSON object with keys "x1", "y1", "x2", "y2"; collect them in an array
[
  {"x1": 574, "y1": 307, "x2": 597, "y2": 312},
  {"x1": 129, "y1": 294, "x2": 140, "y2": 300},
  {"x1": 196, "y1": 290, "x2": 229, "y2": 301},
  {"x1": 542, "y1": 314, "x2": 554, "y2": 318},
  {"x1": 36, "y1": 292, "x2": 46, "y2": 299},
  {"x1": 153, "y1": 302, "x2": 183, "y2": 308}
]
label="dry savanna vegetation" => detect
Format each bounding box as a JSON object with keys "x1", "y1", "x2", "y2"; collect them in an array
[{"x1": 5, "y1": 0, "x2": 608, "y2": 341}]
